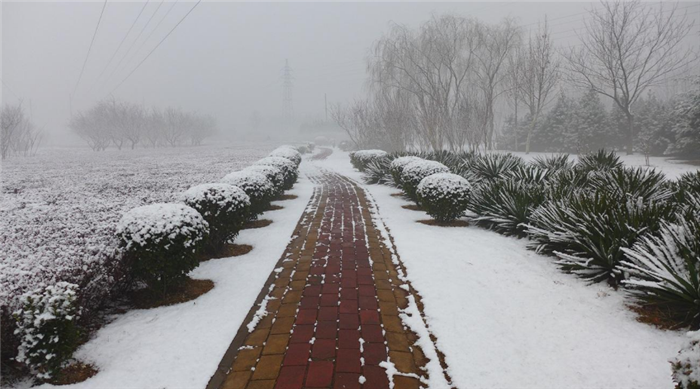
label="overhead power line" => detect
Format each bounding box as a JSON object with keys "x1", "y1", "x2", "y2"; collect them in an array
[
  {"x1": 92, "y1": 0, "x2": 151, "y2": 88},
  {"x1": 72, "y1": 0, "x2": 108, "y2": 96},
  {"x1": 122, "y1": 0, "x2": 180, "y2": 75},
  {"x1": 108, "y1": 0, "x2": 202, "y2": 95}
]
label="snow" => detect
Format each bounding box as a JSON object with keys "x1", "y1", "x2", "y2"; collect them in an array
[
  {"x1": 671, "y1": 330, "x2": 700, "y2": 388},
  {"x1": 319, "y1": 149, "x2": 693, "y2": 389},
  {"x1": 269, "y1": 146, "x2": 302, "y2": 166},
  {"x1": 117, "y1": 203, "x2": 209, "y2": 249},
  {"x1": 181, "y1": 183, "x2": 250, "y2": 218},
  {"x1": 26, "y1": 164, "x2": 314, "y2": 389},
  {"x1": 401, "y1": 160, "x2": 450, "y2": 184},
  {"x1": 416, "y1": 173, "x2": 471, "y2": 197}
]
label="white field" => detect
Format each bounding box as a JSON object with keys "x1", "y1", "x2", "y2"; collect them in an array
[{"x1": 320, "y1": 150, "x2": 699, "y2": 389}]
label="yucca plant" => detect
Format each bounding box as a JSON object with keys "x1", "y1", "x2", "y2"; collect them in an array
[
  {"x1": 575, "y1": 149, "x2": 623, "y2": 173},
  {"x1": 525, "y1": 192, "x2": 677, "y2": 286},
  {"x1": 466, "y1": 153, "x2": 525, "y2": 181},
  {"x1": 588, "y1": 167, "x2": 672, "y2": 202},
  {"x1": 543, "y1": 168, "x2": 589, "y2": 201},
  {"x1": 363, "y1": 158, "x2": 392, "y2": 185},
  {"x1": 505, "y1": 165, "x2": 557, "y2": 184},
  {"x1": 470, "y1": 178, "x2": 547, "y2": 236},
  {"x1": 531, "y1": 154, "x2": 574, "y2": 172},
  {"x1": 672, "y1": 171, "x2": 700, "y2": 206},
  {"x1": 620, "y1": 215, "x2": 700, "y2": 329}
]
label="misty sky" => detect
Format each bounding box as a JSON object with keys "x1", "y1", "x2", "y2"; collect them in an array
[{"x1": 2, "y1": 1, "x2": 699, "y2": 144}]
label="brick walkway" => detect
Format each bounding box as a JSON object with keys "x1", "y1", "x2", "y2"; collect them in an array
[{"x1": 208, "y1": 158, "x2": 444, "y2": 389}]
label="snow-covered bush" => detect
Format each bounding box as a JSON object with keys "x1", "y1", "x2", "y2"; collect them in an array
[
  {"x1": 117, "y1": 203, "x2": 208, "y2": 290},
  {"x1": 673, "y1": 171, "x2": 700, "y2": 206},
  {"x1": 181, "y1": 184, "x2": 250, "y2": 252},
  {"x1": 350, "y1": 150, "x2": 389, "y2": 172},
  {"x1": 246, "y1": 165, "x2": 285, "y2": 194},
  {"x1": 671, "y1": 330, "x2": 700, "y2": 389},
  {"x1": 589, "y1": 167, "x2": 672, "y2": 203},
  {"x1": 390, "y1": 156, "x2": 424, "y2": 187},
  {"x1": 620, "y1": 216, "x2": 700, "y2": 328},
  {"x1": 575, "y1": 149, "x2": 623, "y2": 173},
  {"x1": 466, "y1": 153, "x2": 524, "y2": 181},
  {"x1": 400, "y1": 160, "x2": 450, "y2": 202},
  {"x1": 270, "y1": 146, "x2": 302, "y2": 166},
  {"x1": 417, "y1": 173, "x2": 471, "y2": 222},
  {"x1": 255, "y1": 156, "x2": 298, "y2": 191},
  {"x1": 13, "y1": 282, "x2": 80, "y2": 380},
  {"x1": 221, "y1": 171, "x2": 275, "y2": 219},
  {"x1": 525, "y1": 192, "x2": 676, "y2": 285},
  {"x1": 470, "y1": 178, "x2": 547, "y2": 236}
]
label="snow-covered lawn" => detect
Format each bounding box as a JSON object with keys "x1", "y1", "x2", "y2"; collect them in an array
[
  {"x1": 320, "y1": 150, "x2": 698, "y2": 389},
  {"x1": 1, "y1": 144, "x2": 272, "y2": 313},
  {"x1": 14, "y1": 160, "x2": 315, "y2": 389}
]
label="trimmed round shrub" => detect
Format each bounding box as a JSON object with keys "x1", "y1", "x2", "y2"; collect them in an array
[
  {"x1": 350, "y1": 150, "x2": 389, "y2": 172},
  {"x1": 390, "y1": 156, "x2": 424, "y2": 187},
  {"x1": 671, "y1": 330, "x2": 700, "y2": 389},
  {"x1": 13, "y1": 282, "x2": 80, "y2": 381},
  {"x1": 417, "y1": 173, "x2": 471, "y2": 222},
  {"x1": 117, "y1": 203, "x2": 208, "y2": 290},
  {"x1": 182, "y1": 183, "x2": 250, "y2": 252},
  {"x1": 270, "y1": 146, "x2": 302, "y2": 166},
  {"x1": 256, "y1": 156, "x2": 298, "y2": 190},
  {"x1": 470, "y1": 178, "x2": 547, "y2": 236},
  {"x1": 246, "y1": 165, "x2": 285, "y2": 194},
  {"x1": 620, "y1": 215, "x2": 700, "y2": 329},
  {"x1": 221, "y1": 170, "x2": 276, "y2": 219},
  {"x1": 400, "y1": 160, "x2": 450, "y2": 202},
  {"x1": 525, "y1": 192, "x2": 676, "y2": 286}
]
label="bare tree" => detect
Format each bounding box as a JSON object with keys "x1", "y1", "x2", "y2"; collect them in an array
[
  {"x1": 473, "y1": 18, "x2": 521, "y2": 150},
  {"x1": 518, "y1": 18, "x2": 560, "y2": 154},
  {"x1": 1, "y1": 103, "x2": 25, "y2": 159},
  {"x1": 564, "y1": 0, "x2": 696, "y2": 154},
  {"x1": 190, "y1": 113, "x2": 217, "y2": 146},
  {"x1": 331, "y1": 100, "x2": 382, "y2": 149}
]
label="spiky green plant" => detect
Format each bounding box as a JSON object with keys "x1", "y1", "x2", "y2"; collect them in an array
[
  {"x1": 588, "y1": 167, "x2": 672, "y2": 202},
  {"x1": 575, "y1": 149, "x2": 623, "y2": 173},
  {"x1": 543, "y1": 169, "x2": 589, "y2": 201},
  {"x1": 620, "y1": 215, "x2": 700, "y2": 329},
  {"x1": 672, "y1": 171, "x2": 700, "y2": 206},
  {"x1": 466, "y1": 153, "x2": 525, "y2": 181},
  {"x1": 469, "y1": 178, "x2": 547, "y2": 236},
  {"x1": 525, "y1": 192, "x2": 677, "y2": 285},
  {"x1": 531, "y1": 154, "x2": 575, "y2": 172},
  {"x1": 363, "y1": 159, "x2": 392, "y2": 185}
]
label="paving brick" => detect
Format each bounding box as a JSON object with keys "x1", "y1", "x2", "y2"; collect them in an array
[
  {"x1": 311, "y1": 338, "x2": 336, "y2": 360},
  {"x1": 252, "y1": 355, "x2": 284, "y2": 380},
  {"x1": 289, "y1": 325, "x2": 314, "y2": 343},
  {"x1": 263, "y1": 334, "x2": 290, "y2": 355},
  {"x1": 385, "y1": 331, "x2": 411, "y2": 352},
  {"x1": 393, "y1": 376, "x2": 421, "y2": 389},
  {"x1": 274, "y1": 366, "x2": 305, "y2": 389},
  {"x1": 388, "y1": 351, "x2": 417, "y2": 374},
  {"x1": 296, "y1": 309, "x2": 317, "y2": 325},
  {"x1": 315, "y1": 321, "x2": 337, "y2": 339},
  {"x1": 283, "y1": 343, "x2": 310, "y2": 366},
  {"x1": 306, "y1": 361, "x2": 334, "y2": 387},
  {"x1": 362, "y1": 366, "x2": 390, "y2": 389},
  {"x1": 336, "y1": 349, "x2": 361, "y2": 373},
  {"x1": 221, "y1": 370, "x2": 251, "y2": 389},
  {"x1": 333, "y1": 373, "x2": 361, "y2": 389},
  {"x1": 247, "y1": 380, "x2": 276, "y2": 389},
  {"x1": 338, "y1": 330, "x2": 360, "y2": 349},
  {"x1": 232, "y1": 347, "x2": 261, "y2": 371},
  {"x1": 339, "y1": 300, "x2": 358, "y2": 313},
  {"x1": 360, "y1": 310, "x2": 380, "y2": 325},
  {"x1": 271, "y1": 317, "x2": 295, "y2": 335},
  {"x1": 317, "y1": 306, "x2": 337, "y2": 322},
  {"x1": 245, "y1": 328, "x2": 270, "y2": 347}
]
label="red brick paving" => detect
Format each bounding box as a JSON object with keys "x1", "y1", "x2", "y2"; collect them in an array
[{"x1": 215, "y1": 168, "x2": 434, "y2": 389}]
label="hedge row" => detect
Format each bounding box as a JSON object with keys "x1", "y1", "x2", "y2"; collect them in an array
[
  {"x1": 11, "y1": 145, "x2": 303, "y2": 382},
  {"x1": 353, "y1": 149, "x2": 700, "y2": 389}
]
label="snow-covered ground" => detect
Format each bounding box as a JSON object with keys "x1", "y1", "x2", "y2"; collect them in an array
[
  {"x1": 1, "y1": 144, "x2": 272, "y2": 313},
  {"x1": 17, "y1": 161, "x2": 315, "y2": 389},
  {"x1": 319, "y1": 150, "x2": 698, "y2": 389}
]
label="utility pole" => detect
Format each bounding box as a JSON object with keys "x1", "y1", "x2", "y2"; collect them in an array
[{"x1": 282, "y1": 59, "x2": 294, "y2": 126}]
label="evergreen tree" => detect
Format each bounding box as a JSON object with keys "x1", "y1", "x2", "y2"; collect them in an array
[
  {"x1": 634, "y1": 93, "x2": 672, "y2": 161},
  {"x1": 569, "y1": 89, "x2": 608, "y2": 154},
  {"x1": 669, "y1": 78, "x2": 700, "y2": 158},
  {"x1": 537, "y1": 93, "x2": 574, "y2": 152}
]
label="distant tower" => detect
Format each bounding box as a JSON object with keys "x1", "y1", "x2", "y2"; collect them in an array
[{"x1": 282, "y1": 59, "x2": 294, "y2": 124}]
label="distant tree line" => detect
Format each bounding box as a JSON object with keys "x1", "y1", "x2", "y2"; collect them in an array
[
  {"x1": 333, "y1": 0, "x2": 697, "y2": 158},
  {"x1": 1, "y1": 103, "x2": 43, "y2": 160},
  {"x1": 499, "y1": 81, "x2": 700, "y2": 161},
  {"x1": 69, "y1": 98, "x2": 217, "y2": 151}
]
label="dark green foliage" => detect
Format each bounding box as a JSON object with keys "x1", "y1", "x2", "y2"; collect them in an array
[
  {"x1": 400, "y1": 161, "x2": 450, "y2": 202},
  {"x1": 575, "y1": 149, "x2": 623, "y2": 173},
  {"x1": 673, "y1": 171, "x2": 700, "y2": 206},
  {"x1": 470, "y1": 178, "x2": 547, "y2": 236},
  {"x1": 526, "y1": 192, "x2": 676, "y2": 285},
  {"x1": 466, "y1": 153, "x2": 525, "y2": 181},
  {"x1": 543, "y1": 168, "x2": 589, "y2": 201},
  {"x1": 588, "y1": 167, "x2": 672, "y2": 202},
  {"x1": 621, "y1": 216, "x2": 700, "y2": 329},
  {"x1": 363, "y1": 158, "x2": 392, "y2": 185},
  {"x1": 416, "y1": 173, "x2": 471, "y2": 223},
  {"x1": 531, "y1": 154, "x2": 574, "y2": 172}
]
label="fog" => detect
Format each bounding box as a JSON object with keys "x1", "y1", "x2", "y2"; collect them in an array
[{"x1": 0, "y1": 1, "x2": 628, "y2": 146}]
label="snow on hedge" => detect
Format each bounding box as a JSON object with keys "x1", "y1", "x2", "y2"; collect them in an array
[
  {"x1": 181, "y1": 183, "x2": 250, "y2": 219},
  {"x1": 270, "y1": 146, "x2": 302, "y2": 166},
  {"x1": 245, "y1": 164, "x2": 285, "y2": 191},
  {"x1": 390, "y1": 156, "x2": 424, "y2": 172},
  {"x1": 221, "y1": 170, "x2": 275, "y2": 202},
  {"x1": 116, "y1": 203, "x2": 209, "y2": 250},
  {"x1": 672, "y1": 330, "x2": 700, "y2": 389},
  {"x1": 401, "y1": 160, "x2": 450, "y2": 183},
  {"x1": 418, "y1": 172, "x2": 471, "y2": 195},
  {"x1": 256, "y1": 156, "x2": 298, "y2": 190}
]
